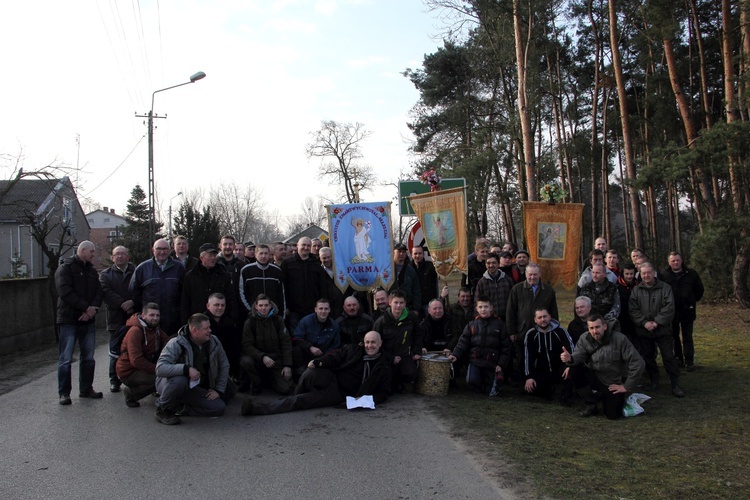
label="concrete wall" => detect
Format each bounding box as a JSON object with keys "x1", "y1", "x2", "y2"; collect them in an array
[
  {"x1": 0, "y1": 278, "x2": 107, "y2": 355},
  {"x1": 0, "y1": 278, "x2": 56, "y2": 354}
]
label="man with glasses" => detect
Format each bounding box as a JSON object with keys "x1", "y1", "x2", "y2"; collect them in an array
[{"x1": 130, "y1": 239, "x2": 185, "y2": 336}]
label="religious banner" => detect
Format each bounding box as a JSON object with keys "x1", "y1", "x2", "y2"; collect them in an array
[
  {"x1": 327, "y1": 202, "x2": 394, "y2": 293},
  {"x1": 522, "y1": 201, "x2": 584, "y2": 290},
  {"x1": 408, "y1": 187, "x2": 468, "y2": 277}
]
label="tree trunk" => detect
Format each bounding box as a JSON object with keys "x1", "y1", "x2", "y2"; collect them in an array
[
  {"x1": 609, "y1": 0, "x2": 644, "y2": 249},
  {"x1": 664, "y1": 36, "x2": 718, "y2": 218},
  {"x1": 735, "y1": 244, "x2": 750, "y2": 308},
  {"x1": 724, "y1": 0, "x2": 744, "y2": 213},
  {"x1": 514, "y1": 0, "x2": 537, "y2": 201}
]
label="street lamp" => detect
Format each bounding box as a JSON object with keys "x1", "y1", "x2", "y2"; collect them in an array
[
  {"x1": 168, "y1": 191, "x2": 183, "y2": 240},
  {"x1": 140, "y1": 71, "x2": 206, "y2": 240}
]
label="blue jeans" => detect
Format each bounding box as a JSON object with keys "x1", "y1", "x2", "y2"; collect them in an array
[{"x1": 58, "y1": 323, "x2": 96, "y2": 396}]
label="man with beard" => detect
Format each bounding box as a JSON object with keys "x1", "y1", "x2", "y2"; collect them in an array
[
  {"x1": 116, "y1": 303, "x2": 170, "y2": 408},
  {"x1": 523, "y1": 308, "x2": 575, "y2": 405},
  {"x1": 562, "y1": 314, "x2": 645, "y2": 419},
  {"x1": 241, "y1": 331, "x2": 391, "y2": 416},
  {"x1": 372, "y1": 288, "x2": 389, "y2": 321}
]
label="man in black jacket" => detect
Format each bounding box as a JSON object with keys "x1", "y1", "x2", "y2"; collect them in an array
[
  {"x1": 241, "y1": 331, "x2": 391, "y2": 415},
  {"x1": 662, "y1": 252, "x2": 704, "y2": 371},
  {"x1": 55, "y1": 241, "x2": 103, "y2": 405},
  {"x1": 180, "y1": 243, "x2": 237, "y2": 324},
  {"x1": 99, "y1": 245, "x2": 135, "y2": 393},
  {"x1": 282, "y1": 237, "x2": 326, "y2": 331}
]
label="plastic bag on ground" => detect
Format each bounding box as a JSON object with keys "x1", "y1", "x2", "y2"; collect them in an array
[{"x1": 623, "y1": 392, "x2": 651, "y2": 417}]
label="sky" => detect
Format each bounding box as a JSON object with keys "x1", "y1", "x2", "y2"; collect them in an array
[{"x1": 0, "y1": 0, "x2": 450, "y2": 231}]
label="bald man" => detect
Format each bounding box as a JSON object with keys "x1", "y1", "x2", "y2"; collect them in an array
[
  {"x1": 55, "y1": 241, "x2": 104, "y2": 405},
  {"x1": 241, "y1": 331, "x2": 392, "y2": 416}
]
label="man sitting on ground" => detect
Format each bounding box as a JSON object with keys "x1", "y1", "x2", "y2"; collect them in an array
[
  {"x1": 240, "y1": 294, "x2": 293, "y2": 395},
  {"x1": 562, "y1": 314, "x2": 645, "y2": 419},
  {"x1": 154, "y1": 313, "x2": 235, "y2": 425},
  {"x1": 241, "y1": 331, "x2": 391, "y2": 416},
  {"x1": 116, "y1": 303, "x2": 170, "y2": 408},
  {"x1": 523, "y1": 308, "x2": 575, "y2": 405}
]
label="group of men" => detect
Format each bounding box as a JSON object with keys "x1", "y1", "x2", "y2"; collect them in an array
[{"x1": 54, "y1": 232, "x2": 702, "y2": 423}]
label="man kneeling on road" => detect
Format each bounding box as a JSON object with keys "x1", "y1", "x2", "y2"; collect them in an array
[
  {"x1": 154, "y1": 313, "x2": 236, "y2": 425},
  {"x1": 561, "y1": 314, "x2": 645, "y2": 420},
  {"x1": 241, "y1": 331, "x2": 391, "y2": 416},
  {"x1": 116, "y1": 303, "x2": 170, "y2": 408}
]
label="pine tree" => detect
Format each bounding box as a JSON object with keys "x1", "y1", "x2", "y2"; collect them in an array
[{"x1": 121, "y1": 185, "x2": 160, "y2": 264}]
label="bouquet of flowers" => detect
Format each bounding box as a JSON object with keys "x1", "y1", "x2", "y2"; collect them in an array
[
  {"x1": 539, "y1": 182, "x2": 568, "y2": 203},
  {"x1": 420, "y1": 168, "x2": 442, "y2": 192}
]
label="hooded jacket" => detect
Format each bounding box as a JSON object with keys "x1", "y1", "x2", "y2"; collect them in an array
[
  {"x1": 116, "y1": 313, "x2": 170, "y2": 379},
  {"x1": 523, "y1": 319, "x2": 575, "y2": 380},
  {"x1": 242, "y1": 303, "x2": 293, "y2": 367},
  {"x1": 155, "y1": 324, "x2": 230, "y2": 394}
]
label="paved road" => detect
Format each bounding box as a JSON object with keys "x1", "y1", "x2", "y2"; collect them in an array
[{"x1": 0, "y1": 345, "x2": 512, "y2": 499}]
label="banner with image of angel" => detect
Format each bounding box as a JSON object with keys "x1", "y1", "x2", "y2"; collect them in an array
[
  {"x1": 327, "y1": 202, "x2": 395, "y2": 293},
  {"x1": 408, "y1": 187, "x2": 468, "y2": 278}
]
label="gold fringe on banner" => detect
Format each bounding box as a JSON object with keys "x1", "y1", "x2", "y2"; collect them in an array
[
  {"x1": 522, "y1": 201, "x2": 584, "y2": 290},
  {"x1": 409, "y1": 187, "x2": 468, "y2": 278}
]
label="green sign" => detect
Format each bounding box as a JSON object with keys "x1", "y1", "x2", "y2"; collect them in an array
[{"x1": 398, "y1": 178, "x2": 466, "y2": 216}]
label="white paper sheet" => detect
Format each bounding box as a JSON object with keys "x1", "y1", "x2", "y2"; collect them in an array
[{"x1": 346, "y1": 395, "x2": 375, "y2": 410}]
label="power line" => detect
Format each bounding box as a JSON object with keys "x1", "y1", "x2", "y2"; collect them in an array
[{"x1": 83, "y1": 135, "x2": 145, "y2": 196}]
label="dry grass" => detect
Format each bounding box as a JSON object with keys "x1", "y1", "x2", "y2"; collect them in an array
[{"x1": 426, "y1": 287, "x2": 750, "y2": 499}]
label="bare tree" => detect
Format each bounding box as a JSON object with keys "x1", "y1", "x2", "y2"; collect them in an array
[
  {"x1": 285, "y1": 196, "x2": 329, "y2": 235},
  {"x1": 306, "y1": 120, "x2": 376, "y2": 203},
  {"x1": 208, "y1": 181, "x2": 282, "y2": 244}
]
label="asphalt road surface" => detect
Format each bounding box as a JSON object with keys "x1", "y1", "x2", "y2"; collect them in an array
[{"x1": 0, "y1": 344, "x2": 513, "y2": 499}]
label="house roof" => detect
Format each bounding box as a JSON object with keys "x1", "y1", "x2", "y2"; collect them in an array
[
  {"x1": 0, "y1": 176, "x2": 76, "y2": 222},
  {"x1": 283, "y1": 223, "x2": 329, "y2": 244}
]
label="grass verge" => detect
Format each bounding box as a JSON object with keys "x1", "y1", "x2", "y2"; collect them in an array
[{"x1": 425, "y1": 289, "x2": 750, "y2": 499}]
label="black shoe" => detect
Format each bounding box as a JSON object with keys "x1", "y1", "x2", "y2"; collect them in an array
[
  {"x1": 560, "y1": 396, "x2": 573, "y2": 407},
  {"x1": 79, "y1": 389, "x2": 104, "y2": 399},
  {"x1": 170, "y1": 403, "x2": 187, "y2": 417},
  {"x1": 155, "y1": 407, "x2": 181, "y2": 425},
  {"x1": 110, "y1": 383, "x2": 121, "y2": 393},
  {"x1": 579, "y1": 405, "x2": 599, "y2": 417},
  {"x1": 686, "y1": 364, "x2": 695, "y2": 373},
  {"x1": 647, "y1": 380, "x2": 659, "y2": 392},
  {"x1": 240, "y1": 399, "x2": 254, "y2": 416},
  {"x1": 59, "y1": 394, "x2": 72, "y2": 406},
  {"x1": 672, "y1": 384, "x2": 685, "y2": 398},
  {"x1": 125, "y1": 399, "x2": 140, "y2": 408}
]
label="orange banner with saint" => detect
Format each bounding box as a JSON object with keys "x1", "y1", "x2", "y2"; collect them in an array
[
  {"x1": 522, "y1": 201, "x2": 584, "y2": 290},
  {"x1": 409, "y1": 187, "x2": 468, "y2": 278}
]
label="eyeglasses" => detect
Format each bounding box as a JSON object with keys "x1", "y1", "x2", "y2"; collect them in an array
[{"x1": 154, "y1": 247, "x2": 170, "y2": 252}]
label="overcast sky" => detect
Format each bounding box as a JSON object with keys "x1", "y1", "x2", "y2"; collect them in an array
[{"x1": 0, "y1": 0, "x2": 448, "y2": 229}]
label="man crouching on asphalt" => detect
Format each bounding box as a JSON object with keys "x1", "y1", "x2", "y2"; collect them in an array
[
  {"x1": 241, "y1": 331, "x2": 391, "y2": 416},
  {"x1": 154, "y1": 313, "x2": 236, "y2": 425}
]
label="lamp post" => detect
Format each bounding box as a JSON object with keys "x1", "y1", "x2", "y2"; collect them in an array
[
  {"x1": 168, "y1": 191, "x2": 183, "y2": 240},
  {"x1": 141, "y1": 71, "x2": 206, "y2": 240}
]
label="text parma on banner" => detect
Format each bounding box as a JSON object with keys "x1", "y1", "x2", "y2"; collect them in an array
[
  {"x1": 327, "y1": 202, "x2": 395, "y2": 293},
  {"x1": 408, "y1": 187, "x2": 468, "y2": 278}
]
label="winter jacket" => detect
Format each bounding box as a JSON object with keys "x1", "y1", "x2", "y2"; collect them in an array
[
  {"x1": 452, "y1": 315, "x2": 511, "y2": 369},
  {"x1": 661, "y1": 265, "x2": 704, "y2": 322},
  {"x1": 617, "y1": 276, "x2": 637, "y2": 335},
  {"x1": 449, "y1": 304, "x2": 474, "y2": 345},
  {"x1": 99, "y1": 262, "x2": 134, "y2": 331},
  {"x1": 505, "y1": 281, "x2": 558, "y2": 339},
  {"x1": 474, "y1": 270, "x2": 511, "y2": 321},
  {"x1": 388, "y1": 262, "x2": 422, "y2": 311},
  {"x1": 293, "y1": 313, "x2": 341, "y2": 354},
  {"x1": 281, "y1": 254, "x2": 327, "y2": 316},
  {"x1": 172, "y1": 253, "x2": 198, "y2": 273},
  {"x1": 419, "y1": 314, "x2": 455, "y2": 351},
  {"x1": 116, "y1": 313, "x2": 170, "y2": 379},
  {"x1": 577, "y1": 266, "x2": 618, "y2": 291},
  {"x1": 55, "y1": 254, "x2": 102, "y2": 325},
  {"x1": 312, "y1": 343, "x2": 393, "y2": 404},
  {"x1": 373, "y1": 307, "x2": 422, "y2": 359},
  {"x1": 628, "y1": 279, "x2": 675, "y2": 338},
  {"x1": 239, "y1": 261, "x2": 284, "y2": 316},
  {"x1": 336, "y1": 311, "x2": 374, "y2": 346},
  {"x1": 461, "y1": 256, "x2": 486, "y2": 294},
  {"x1": 579, "y1": 279, "x2": 620, "y2": 321},
  {"x1": 411, "y1": 259, "x2": 438, "y2": 305},
  {"x1": 130, "y1": 257, "x2": 184, "y2": 335},
  {"x1": 242, "y1": 305, "x2": 293, "y2": 367},
  {"x1": 568, "y1": 328, "x2": 645, "y2": 392},
  {"x1": 523, "y1": 320, "x2": 574, "y2": 380},
  {"x1": 155, "y1": 324, "x2": 230, "y2": 394},
  {"x1": 180, "y1": 263, "x2": 237, "y2": 324}
]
